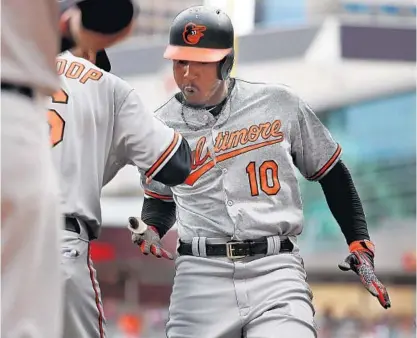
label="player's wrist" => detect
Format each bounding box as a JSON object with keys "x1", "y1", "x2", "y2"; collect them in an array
[
  {"x1": 148, "y1": 225, "x2": 160, "y2": 235},
  {"x1": 349, "y1": 239, "x2": 375, "y2": 255}
]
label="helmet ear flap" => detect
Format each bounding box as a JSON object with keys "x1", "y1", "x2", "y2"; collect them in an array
[{"x1": 217, "y1": 50, "x2": 234, "y2": 80}]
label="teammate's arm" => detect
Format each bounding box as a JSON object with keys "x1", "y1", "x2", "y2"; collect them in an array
[
  {"x1": 114, "y1": 88, "x2": 192, "y2": 186},
  {"x1": 291, "y1": 95, "x2": 390, "y2": 309},
  {"x1": 59, "y1": 0, "x2": 138, "y2": 52}
]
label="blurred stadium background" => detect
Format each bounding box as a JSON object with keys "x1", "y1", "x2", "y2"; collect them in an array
[{"x1": 90, "y1": 0, "x2": 416, "y2": 337}]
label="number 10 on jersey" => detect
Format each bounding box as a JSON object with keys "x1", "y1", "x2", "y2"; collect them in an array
[{"x1": 246, "y1": 160, "x2": 281, "y2": 196}]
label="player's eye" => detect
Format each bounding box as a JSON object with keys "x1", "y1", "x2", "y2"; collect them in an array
[{"x1": 178, "y1": 60, "x2": 188, "y2": 66}]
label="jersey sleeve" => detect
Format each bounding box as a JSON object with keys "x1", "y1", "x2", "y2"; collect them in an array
[
  {"x1": 114, "y1": 88, "x2": 184, "y2": 181},
  {"x1": 141, "y1": 175, "x2": 174, "y2": 202},
  {"x1": 291, "y1": 97, "x2": 342, "y2": 181}
]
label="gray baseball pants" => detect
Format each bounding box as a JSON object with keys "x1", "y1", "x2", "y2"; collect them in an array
[
  {"x1": 60, "y1": 218, "x2": 106, "y2": 338},
  {"x1": 166, "y1": 237, "x2": 317, "y2": 338}
]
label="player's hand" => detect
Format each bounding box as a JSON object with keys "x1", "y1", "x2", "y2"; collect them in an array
[
  {"x1": 127, "y1": 217, "x2": 173, "y2": 260},
  {"x1": 338, "y1": 240, "x2": 391, "y2": 309}
]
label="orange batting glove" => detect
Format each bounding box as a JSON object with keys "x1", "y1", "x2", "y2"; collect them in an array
[{"x1": 338, "y1": 239, "x2": 391, "y2": 309}]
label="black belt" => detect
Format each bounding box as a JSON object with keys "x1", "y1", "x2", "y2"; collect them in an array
[
  {"x1": 65, "y1": 216, "x2": 95, "y2": 241},
  {"x1": 1, "y1": 82, "x2": 34, "y2": 98},
  {"x1": 177, "y1": 238, "x2": 294, "y2": 260}
]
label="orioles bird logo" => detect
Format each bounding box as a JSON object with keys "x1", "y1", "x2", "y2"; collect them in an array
[{"x1": 182, "y1": 22, "x2": 206, "y2": 45}]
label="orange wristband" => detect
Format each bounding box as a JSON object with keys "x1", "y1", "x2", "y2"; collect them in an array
[{"x1": 349, "y1": 239, "x2": 375, "y2": 254}]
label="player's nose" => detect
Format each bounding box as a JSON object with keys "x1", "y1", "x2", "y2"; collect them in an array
[{"x1": 183, "y1": 63, "x2": 197, "y2": 80}]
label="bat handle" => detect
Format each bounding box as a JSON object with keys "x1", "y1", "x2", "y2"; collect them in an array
[{"x1": 128, "y1": 217, "x2": 148, "y2": 234}]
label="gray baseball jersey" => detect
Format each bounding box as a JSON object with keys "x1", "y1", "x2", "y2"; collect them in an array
[
  {"x1": 143, "y1": 79, "x2": 342, "y2": 241},
  {"x1": 2, "y1": 0, "x2": 60, "y2": 94},
  {"x1": 49, "y1": 51, "x2": 183, "y2": 238},
  {"x1": 143, "y1": 79, "x2": 341, "y2": 338},
  {"x1": 2, "y1": 2, "x2": 63, "y2": 336},
  {"x1": 49, "y1": 51, "x2": 186, "y2": 338}
]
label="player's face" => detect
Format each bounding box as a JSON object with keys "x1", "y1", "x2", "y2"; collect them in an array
[{"x1": 173, "y1": 60, "x2": 222, "y2": 106}]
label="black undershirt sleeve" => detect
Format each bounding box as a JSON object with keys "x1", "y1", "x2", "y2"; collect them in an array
[
  {"x1": 319, "y1": 160, "x2": 370, "y2": 244},
  {"x1": 141, "y1": 198, "x2": 176, "y2": 238}
]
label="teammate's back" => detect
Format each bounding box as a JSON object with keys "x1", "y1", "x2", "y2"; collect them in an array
[
  {"x1": 50, "y1": 51, "x2": 191, "y2": 239},
  {"x1": 50, "y1": 50, "x2": 192, "y2": 337},
  {"x1": 51, "y1": 52, "x2": 120, "y2": 228}
]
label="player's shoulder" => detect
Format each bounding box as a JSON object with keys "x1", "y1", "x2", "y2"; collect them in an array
[
  {"x1": 57, "y1": 51, "x2": 117, "y2": 85},
  {"x1": 234, "y1": 78, "x2": 300, "y2": 104},
  {"x1": 57, "y1": 51, "x2": 102, "y2": 72},
  {"x1": 56, "y1": 51, "x2": 76, "y2": 62},
  {"x1": 107, "y1": 72, "x2": 135, "y2": 96},
  {"x1": 57, "y1": 51, "x2": 125, "y2": 83},
  {"x1": 153, "y1": 95, "x2": 181, "y2": 121}
]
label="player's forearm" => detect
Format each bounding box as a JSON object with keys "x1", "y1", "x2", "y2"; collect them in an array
[
  {"x1": 319, "y1": 160, "x2": 370, "y2": 244},
  {"x1": 60, "y1": 0, "x2": 137, "y2": 52},
  {"x1": 141, "y1": 198, "x2": 176, "y2": 238}
]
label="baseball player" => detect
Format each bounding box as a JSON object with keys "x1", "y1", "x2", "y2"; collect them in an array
[
  {"x1": 2, "y1": 1, "x2": 139, "y2": 337},
  {"x1": 49, "y1": 47, "x2": 191, "y2": 338},
  {"x1": 127, "y1": 6, "x2": 392, "y2": 338}
]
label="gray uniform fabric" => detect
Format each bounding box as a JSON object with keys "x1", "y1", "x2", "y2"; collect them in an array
[
  {"x1": 2, "y1": 1, "x2": 63, "y2": 336},
  {"x1": 49, "y1": 52, "x2": 183, "y2": 338},
  {"x1": 2, "y1": 0, "x2": 60, "y2": 94},
  {"x1": 61, "y1": 221, "x2": 105, "y2": 338},
  {"x1": 143, "y1": 79, "x2": 341, "y2": 338},
  {"x1": 51, "y1": 52, "x2": 182, "y2": 239},
  {"x1": 167, "y1": 252, "x2": 315, "y2": 338}
]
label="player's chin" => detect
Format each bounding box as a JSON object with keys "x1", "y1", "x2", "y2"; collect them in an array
[{"x1": 182, "y1": 91, "x2": 204, "y2": 106}]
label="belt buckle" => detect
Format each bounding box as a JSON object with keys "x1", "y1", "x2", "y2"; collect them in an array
[{"x1": 226, "y1": 241, "x2": 246, "y2": 260}]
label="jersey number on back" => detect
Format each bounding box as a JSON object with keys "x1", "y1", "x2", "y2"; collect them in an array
[
  {"x1": 246, "y1": 160, "x2": 281, "y2": 196},
  {"x1": 48, "y1": 89, "x2": 68, "y2": 147}
]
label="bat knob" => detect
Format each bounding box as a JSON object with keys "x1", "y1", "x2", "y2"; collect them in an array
[
  {"x1": 128, "y1": 217, "x2": 139, "y2": 229},
  {"x1": 127, "y1": 217, "x2": 148, "y2": 234}
]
